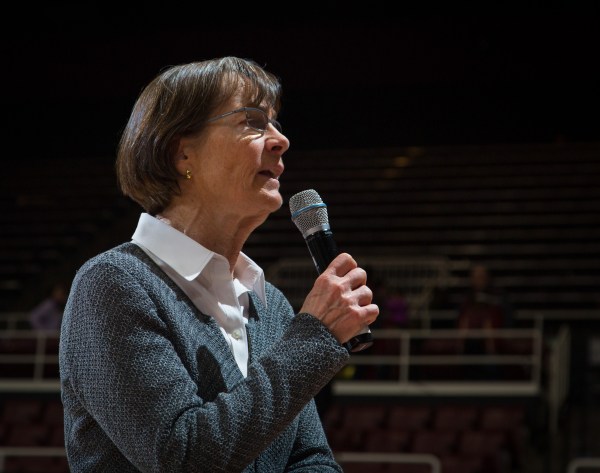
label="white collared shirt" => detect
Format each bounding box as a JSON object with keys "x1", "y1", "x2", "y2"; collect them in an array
[{"x1": 131, "y1": 213, "x2": 267, "y2": 377}]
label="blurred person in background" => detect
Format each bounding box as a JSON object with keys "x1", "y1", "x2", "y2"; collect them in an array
[
  {"x1": 456, "y1": 263, "x2": 513, "y2": 379},
  {"x1": 29, "y1": 281, "x2": 68, "y2": 331}
]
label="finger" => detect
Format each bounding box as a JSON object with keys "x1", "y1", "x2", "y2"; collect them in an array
[
  {"x1": 345, "y1": 267, "x2": 368, "y2": 290},
  {"x1": 323, "y1": 253, "x2": 357, "y2": 277},
  {"x1": 354, "y1": 285, "x2": 374, "y2": 307},
  {"x1": 359, "y1": 303, "x2": 380, "y2": 325}
]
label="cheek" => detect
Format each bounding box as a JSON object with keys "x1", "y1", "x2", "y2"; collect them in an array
[
  {"x1": 198, "y1": 136, "x2": 263, "y2": 187},
  {"x1": 232, "y1": 142, "x2": 263, "y2": 181}
]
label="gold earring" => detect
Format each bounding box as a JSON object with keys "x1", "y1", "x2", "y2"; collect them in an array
[{"x1": 185, "y1": 169, "x2": 192, "y2": 180}]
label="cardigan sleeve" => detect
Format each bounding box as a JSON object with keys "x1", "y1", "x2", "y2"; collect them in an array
[
  {"x1": 284, "y1": 399, "x2": 343, "y2": 472},
  {"x1": 60, "y1": 254, "x2": 348, "y2": 472}
]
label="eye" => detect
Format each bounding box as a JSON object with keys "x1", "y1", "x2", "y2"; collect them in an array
[{"x1": 246, "y1": 109, "x2": 269, "y2": 131}]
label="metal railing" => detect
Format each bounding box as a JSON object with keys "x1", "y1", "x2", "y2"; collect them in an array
[
  {"x1": 335, "y1": 452, "x2": 441, "y2": 472},
  {"x1": 548, "y1": 324, "x2": 571, "y2": 436},
  {"x1": 330, "y1": 319, "x2": 574, "y2": 438},
  {"x1": 335, "y1": 321, "x2": 545, "y2": 397},
  {"x1": 0, "y1": 325, "x2": 61, "y2": 392},
  {"x1": 567, "y1": 457, "x2": 600, "y2": 473},
  {"x1": 0, "y1": 447, "x2": 66, "y2": 471}
]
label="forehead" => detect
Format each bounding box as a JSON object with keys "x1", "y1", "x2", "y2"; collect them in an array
[
  {"x1": 219, "y1": 71, "x2": 278, "y2": 110},
  {"x1": 217, "y1": 91, "x2": 245, "y2": 112},
  {"x1": 207, "y1": 81, "x2": 248, "y2": 117},
  {"x1": 213, "y1": 93, "x2": 274, "y2": 119}
]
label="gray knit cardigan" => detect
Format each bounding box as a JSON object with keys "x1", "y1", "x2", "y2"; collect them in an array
[{"x1": 59, "y1": 242, "x2": 349, "y2": 472}]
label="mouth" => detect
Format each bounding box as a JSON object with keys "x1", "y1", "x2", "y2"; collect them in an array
[
  {"x1": 259, "y1": 160, "x2": 285, "y2": 181},
  {"x1": 258, "y1": 169, "x2": 280, "y2": 180}
]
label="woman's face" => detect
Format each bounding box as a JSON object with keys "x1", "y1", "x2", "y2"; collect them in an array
[{"x1": 177, "y1": 92, "x2": 290, "y2": 223}]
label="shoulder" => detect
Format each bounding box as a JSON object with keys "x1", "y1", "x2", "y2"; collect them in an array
[
  {"x1": 80, "y1": 242, "x2": 149, "y2": 269},
  {"x1": 64, "y1": 243, "x2": 187, "y2": 328},
  {"x1": 76, "y1": 243, "x2": 153, "y2": 277},
  {"x1": 71, "y1": 243, "x2": 165, "y2": 296}
]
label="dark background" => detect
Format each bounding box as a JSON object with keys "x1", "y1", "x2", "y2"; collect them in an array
[{"x1": 2, "y1": 9, "x2": 599, "y2": 163}]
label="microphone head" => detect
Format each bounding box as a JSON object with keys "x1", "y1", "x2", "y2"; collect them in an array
[{"x1": 289, "y1": 189, "x2": 330, "y2": 238}]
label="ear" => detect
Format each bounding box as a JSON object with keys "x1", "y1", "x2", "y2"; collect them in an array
[{"x1": 172, "y1": 137, "x2": 190, "y2": 176}]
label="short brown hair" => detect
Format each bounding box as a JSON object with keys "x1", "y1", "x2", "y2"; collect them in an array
[{"x1": 116, "y1": 57, "x2": 282, "y2": 215}]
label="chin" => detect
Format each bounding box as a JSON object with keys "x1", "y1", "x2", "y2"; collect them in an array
[
  {"x1": 262, "y1": 188, "x2": 283, "y2": 211},
  {"x1": 269, "y1": 193, "x2": 284, "y2": 211}
]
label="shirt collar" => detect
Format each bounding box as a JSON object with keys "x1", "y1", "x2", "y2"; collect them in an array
[{"x1": 131, "y1": 213, "x2": 266, "y2": 304}]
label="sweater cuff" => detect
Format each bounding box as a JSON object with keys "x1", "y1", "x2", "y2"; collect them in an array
[{"x1": 293, "y1": 312, "x2": 350, "y2": 361}]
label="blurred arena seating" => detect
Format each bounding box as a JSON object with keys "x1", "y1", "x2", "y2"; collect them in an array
[
  {"x1": 2, "y1": 141, "x2": 600, "y2": 472},
  {"x1": 329, "y1": 400, "x2": 532, "y2": 473}
]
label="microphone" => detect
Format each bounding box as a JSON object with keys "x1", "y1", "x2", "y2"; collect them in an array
[{"x1": 289, "y1": 189, "x2": 374, "y2": 353}]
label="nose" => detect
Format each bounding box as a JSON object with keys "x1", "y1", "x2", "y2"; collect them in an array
[{"x1": 266, "y1": 124, "x2": 290, "y2": 155}]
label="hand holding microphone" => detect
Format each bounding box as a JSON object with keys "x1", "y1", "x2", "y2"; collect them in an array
[{"x1": 289, "y1": 189, "x2": 378, "y2": 352}]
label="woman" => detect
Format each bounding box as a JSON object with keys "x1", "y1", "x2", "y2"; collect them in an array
[{"x1": 59, "y1": 57, "x2": 378, "y2": 472}]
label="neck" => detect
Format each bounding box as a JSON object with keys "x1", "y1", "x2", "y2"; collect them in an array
[{"x1": 157, "y1": 206, "x2": 266, "y2": 272}]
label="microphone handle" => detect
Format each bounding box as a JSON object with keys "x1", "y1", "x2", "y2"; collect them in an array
[
  {"x1": 305, "y1": 231, "x2": 374, "y2": 353},
  {"x1": 305, "y1": 229, "x2": 338, "y2": 275}
]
